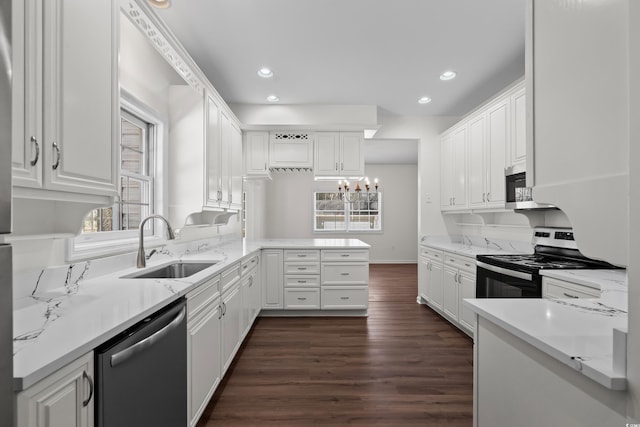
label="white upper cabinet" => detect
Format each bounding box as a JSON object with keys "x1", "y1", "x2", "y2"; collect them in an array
[
  {"x1": 269, "y1": 132, "x2": 314, "y2": 169},
  {"x1": 314, "y1": 132, "x2": 364, "y2": 178},
  {"x1": 509, "y1": 86, "x2": 526, "y2": 171},
  {"x1": 12, "y1": 0, "x2": 118, "y2": 200},
  {"x1": 528, "y1": 0, "x2": 628, "y2": 266},
  {"x1": 441, "y1": 124, "x2": 467, "y2": 210},
  {"x1": 440, "y1": 79, "x2": 522, "y2": 212},
  {"x1": 243, "y1": 131, "x2": 270, "y2": 179},
  {"x1": 205, "y1": 95, "x2": 242, "y2": 211}
]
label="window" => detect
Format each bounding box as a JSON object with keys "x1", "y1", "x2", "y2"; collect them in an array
[
  {"x1": 82, "y1": 110, "x2": 154, "y2": 233},
  {"x1": 68, "y1": 92, "x2": 164, "y2": 260},
  {"x1": 314, "y1": 192, "x2": 382, "y2": 232}
]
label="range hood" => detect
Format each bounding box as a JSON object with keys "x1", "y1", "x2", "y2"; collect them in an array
[{"x1": 505, "y1": 200, "x2": 557, "y2": 210}]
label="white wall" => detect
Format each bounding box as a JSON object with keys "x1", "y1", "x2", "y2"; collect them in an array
[{"x1": 263, "y1": 164, "x2": 418, "y2": 263}]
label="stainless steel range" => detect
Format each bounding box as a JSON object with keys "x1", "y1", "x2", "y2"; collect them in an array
[{"x1": 476, "y1": 227, "x2": 618, "y2": 298}]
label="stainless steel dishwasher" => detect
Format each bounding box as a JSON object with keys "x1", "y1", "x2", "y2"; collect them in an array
[{"x1": 96, "y1": 298, "x2": 187, "y2": 427}]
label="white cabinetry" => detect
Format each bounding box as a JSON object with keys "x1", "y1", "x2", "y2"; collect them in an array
[
  {"x1": 320, "y1": 249, "x2": 369, "y2": 310},
  {"x1": 440, "y1": 80, "x2": 523, "y2": 213},
  {"x1": 542, "y1": 277, "x2": 599, "y2": 299},
  {"x1": 261, "y1": 249, "x2": 284, "y2": 309},
  {"x1": 186, "y1": 277, "x2": 222, "y2": 427},
  {"x1": 420, "y1": 246, "x2": 444, "y2": 310},
  {"x1": 269, "y1": 132, "x2": 314, "y2": 169},
  {"x1": 314, "y1": 132, "x2": 364, "y2": 178},
  {"x1": 243, "y1": 131, "x2": 271, "y2": 179},
  {"x1": 11, "y1": 0, "x2": 118, "y2": 234},
  {"x1": 529, "y1": 0, "x2": 628, "y2": 266},
  {"x1": 443, "y1": 253, "x2": 476, "y2": 335},
  {"x1": 468, "y1": 99, "x2": 508, "y2": 209},
  {"x1": 440, "y1": 125, "x2": 467, "y2": 210},
  {"x1": 284, "y1": 250, "x2": 321, "y2": 310},
  {"x1": 16, "y1": 352, "x2": 94, "y2": 427},
  {"x1": 220, "y1": 264, "x2": 242, "y2": 374},
  {"x1": 206, "y1": 96, "x2": 243, "y2": 210},
  {"x1": 240, "y1": 253, "x2": 261, "y2": 337},
  {"x1": 509, "y1": 86, "x2": 526, "y2": 171}
]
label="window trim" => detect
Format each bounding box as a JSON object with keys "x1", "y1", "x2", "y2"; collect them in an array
[
  {"x1": 313, "y1": 191, "x2": 383, "y2": 233},
  {"x1": 66, "y1": 90, "x2": 168, "y2": 261}
]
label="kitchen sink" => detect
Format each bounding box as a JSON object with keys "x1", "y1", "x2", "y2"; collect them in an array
[{"x1": 123, "y1": 261, "x2": 218, "y2": 279}]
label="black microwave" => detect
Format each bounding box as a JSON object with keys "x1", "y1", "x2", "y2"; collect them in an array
[{"x1": 505, "y1": 171, "x2": 526, "y2": 204}]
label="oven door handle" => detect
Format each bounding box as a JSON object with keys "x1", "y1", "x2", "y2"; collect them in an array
[{"x1": 476, "y1": 261, "x2": 533, "y2": 281}]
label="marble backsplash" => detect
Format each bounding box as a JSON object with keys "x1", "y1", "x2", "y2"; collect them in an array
[{"x1": 421, "y1": 234, "x2": 535, "y2": 254}]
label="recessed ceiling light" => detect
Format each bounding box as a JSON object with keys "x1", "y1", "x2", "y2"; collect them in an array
[
  {"x1": 440, "y1": 70, "x2": 457, "y2": 81},
  {"x1": 147, "y1": 0, "x2": 171, "y2": 8},
  {"x1": 267, "y1": 95, "x2": 279, "y2": 102},
  {"x1": 257, "y1": 67, "x2": 273, "y2": 78},
  {"x1": 418, "y1": 96, "x2": 432, "y2": 104}
]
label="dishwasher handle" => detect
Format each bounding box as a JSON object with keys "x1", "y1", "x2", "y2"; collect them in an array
[{"x1": 110, "y1": 306, "x2": 186, "y2": 368}]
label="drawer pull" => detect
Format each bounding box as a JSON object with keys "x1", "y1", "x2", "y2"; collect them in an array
[
  {"x1": 340, "y1": 272, "x2": 350, "y2": 276},
  {"x1": 297, "y1": 297, "x2": 307, "y2": 301},
  {"x1": 340, "y1": 296, "x2": 350, "y2": 300},
  {"x1": 297, "y1": 280, "x2": 307, "y2": 284},
  {"x1": 563, "y1": 292, "x2": 579, "y2": 299},
  {"x1": 340, "y1": 254, "x2": 350, "y2": 257},
  {"x1": 297, "y1": 254, "x2": 307, "y2": 258},
  {"x1": 243, "y1": 265, "x2": 248, "y2": 270},
  {"x1": 298, "y1": 267, "x2": 307, "y2": 271}
]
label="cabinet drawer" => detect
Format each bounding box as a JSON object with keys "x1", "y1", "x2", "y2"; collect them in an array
[
  {"x1": 321, "y1": 287, "x2": 368, "y2": 310},
  {"x1": 321, "y1": 250, "x2": 369, "y2": 262},
  {"x1": 284, "y1": 262, "x2": 320, "y2": 275},
  {"x1": 321, "y1": 263, "x2": 368, "y2": 285},
  {"x1": 420, "y1": 246, "x2": 443, "y2": 260},
  {"x1": 284, "y1": 249, "x2": 320, "y2": 262},
  {"x1": 284, "y1": 288, "x2": 320, "y2": 309},
  {"x1": 444, "y1": 253, "x2": 475, "y2": 274},
  {"x1": 285, "y1": 275, "x2": 320, "y2": 288},
  {"x1": 543, "y1": 277, "x2": 600, "y2": 299},
  {"x1": 241, "y1": 253, "x2": 260, "y2": 275},
  {"x1": 187, "y1": 276, "x2": 220, "y2": 318},
  {"x1": 220, "y1": 263, "x2": 241, "y2": 294}
]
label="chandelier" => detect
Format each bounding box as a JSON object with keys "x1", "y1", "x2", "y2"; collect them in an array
[{"x1": 338, "y1": 177, "x2": 379, "y2": 203}]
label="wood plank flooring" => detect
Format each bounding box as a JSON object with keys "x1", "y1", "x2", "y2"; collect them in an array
[{"x1": 197, "y1": 264, "x2": 473, "y2": 427}]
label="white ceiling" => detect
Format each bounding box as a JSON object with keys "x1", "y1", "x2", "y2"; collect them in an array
[{"x1": 153, "y1": 0, "x2": 526, "y2": 162}]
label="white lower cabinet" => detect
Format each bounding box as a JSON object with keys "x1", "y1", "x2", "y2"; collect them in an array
[
  {"x1": 320, "y1": 250, "x2": 369, "y2": 310},
  {"x1": 284, "y1": 288, "x2": 321, "y2": 309},
  {"x1": 221, "y1": 280, "x2": 242, "y2": 374},
  {"x1": 241, "y1": 253, "x2": 261, "y2": 338},
  {"x1": 16, "y1": 352, "x2": 94, "y2": 427},
  {"x1": 420, "y1": 246, "x2": 476, "y2": 336},
  {"x1": 542, "y1": 277, "x2": 599, "y2": 299},
  {"x1": 186, "y1": 276, "x2": 222, "y2": 427},
  {"x1": 420, "y1": 247, "x2": 444, "y2": 311},
  {"x1": 262, "y1": 249, "x2": 284, "y2": 309}
]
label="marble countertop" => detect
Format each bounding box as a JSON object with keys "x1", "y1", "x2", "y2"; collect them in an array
[
  {"x1": 420, "y1": 235, "x2": 532, "y2": 258},
  {"x1": 465, "y1": 269, "x2": 628, "y2": 391},
  {"x1": 13, "y1": 238, "x2": 369, "y2": 391}
]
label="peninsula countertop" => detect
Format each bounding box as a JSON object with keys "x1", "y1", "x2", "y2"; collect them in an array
[{"x1": 13, "y1": 238, "x2": 370, "y2": 391}]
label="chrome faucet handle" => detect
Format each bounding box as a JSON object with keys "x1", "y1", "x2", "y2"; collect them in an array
[{"x1": 145, "y1": 249, "x2": 157, "y2": 260}]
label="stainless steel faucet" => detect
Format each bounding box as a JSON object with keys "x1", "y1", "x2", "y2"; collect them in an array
[{"x1": 137, "y1": 215, "x2": 176, "y2": 268}]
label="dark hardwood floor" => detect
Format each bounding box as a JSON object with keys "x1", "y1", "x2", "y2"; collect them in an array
[{"x1": 196, "y1": 264, "x2": 473, "y2": 427}]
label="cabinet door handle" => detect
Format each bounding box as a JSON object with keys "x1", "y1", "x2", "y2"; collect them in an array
[
  {"x1": 482, "y1": 193, "x2": 486, "y2": 203},
  {"x1": 82, "y1": 371, "x2": 94, "y2": 407},
  {"x1": 335, "y1": 162, "x2": 338, "y2": 171},
  {"x1": 563, "y1": 292, "x2": 579, "y2": 299},
  {"x1": 222, "y1": 302, "x2": 227, "y2": 315},
  {"x1": 217, "y1": 305, "x2": 223, "y2": 320},
  {"x1": 30, "y1": 136, "x2": 39, "y2": 166},
  {"x1": 51, "y1": 142, "x2": 61, "y2": 170},
  {"x1": 487, "y1": 192, "x2": 491, "y2": 202},
  {"x1": 249, "y1": 276, "x2": 253, "y2": 286}
]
